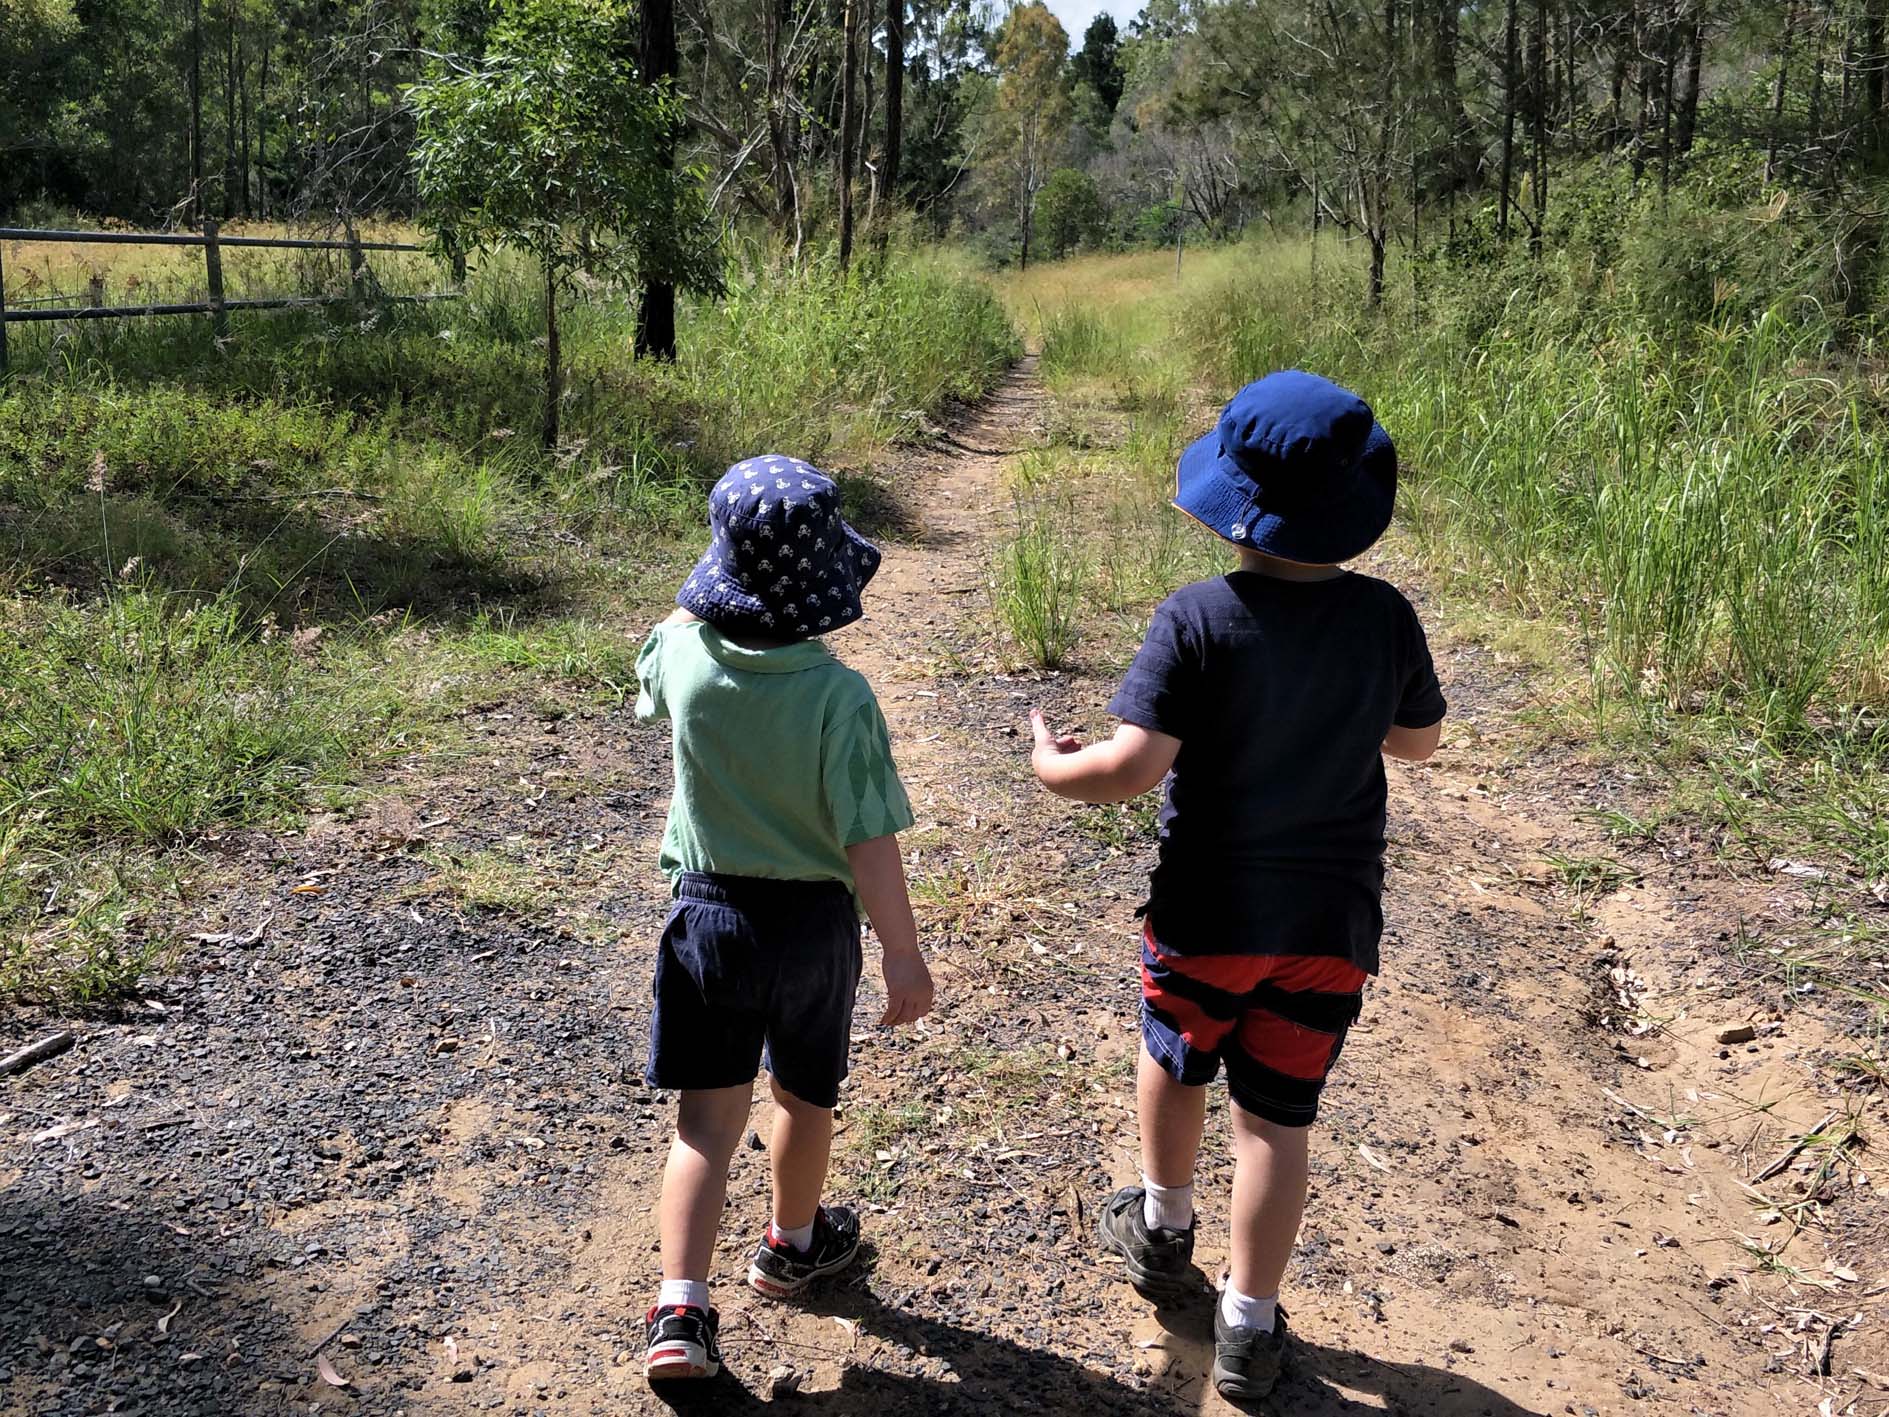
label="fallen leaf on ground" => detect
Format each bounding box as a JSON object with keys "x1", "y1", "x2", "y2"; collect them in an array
[
  {"x1": 1358, "y1": 1144, "x2": 1392, "y2": 1172},
  {"x1": 157, "y1": 1299, "x2": 182, "y2": 1335},
  {"x1": 316, "y1": 1353, "x2": 351, "y2": 1388}
]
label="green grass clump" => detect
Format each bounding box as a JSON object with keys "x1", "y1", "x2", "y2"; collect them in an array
[
  {"x1": 992, "y1": 498, "x2": 1088, "y2": 669},
  {"x1": 0, "y1": 588, "x2": 399, "y2": 843},
  {"x1": 0, "y1": 586, "x2": 406, "y2": 999}
]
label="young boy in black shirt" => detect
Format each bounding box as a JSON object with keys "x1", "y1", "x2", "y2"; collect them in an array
[{"x1": 1029, "y1": 370, "x2": 1445, "y2": 1402}]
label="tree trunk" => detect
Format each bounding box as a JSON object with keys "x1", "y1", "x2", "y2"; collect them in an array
[
  {"x1": 881, "y1": 0, "x2": 904, "y2": 243},
  {"x1": 1430, "y1": 0, "x2": 1473, "y2": 188},
  {"x1": 1869, "y1": 0, "x2": 1887, "y2": 151},
  {"x1": 1530, "y1": 0, "x2": 1547, "y2": 255},
  {"x1": 1676, "y1": 4, "x2": 1704, "y2": 155},
  {"x1": 636, "y1": 0, "x2": 680, "y2": 360},
  {"x1": 1659, "y1": 9, "x2": 1678, "y2": 199},
  {"x1": 223, "y1": 1, "x2": 237, "y2": 219},
  {"x1": 1809, "y1": 14, "x2": 1830, "y2": 156},
  {"x1": 837, "y1": 0, "x2": 860, "y2": 272},
  {"x1": 256, "y1": 30, "x2": 270, "y2": 217},
  {"x1": 190, "y1": 0, "x2": 204, "y2": 222},
  {"x1": 1018, "y1": 133, "x2": 1035, "y2": 272},
  {"x1": 1368, "y1": 230, "x2": 1386, "y2": 306},
  {"x1": 542, "y1": 261, "x2": 562, "y2": 452},
  {"x1": 1499, "y1": 0, "x2": 1519, "y2": 239},
  {"x1": 764, "y1": 0, "x2": 800, "y2": 249},
  {"x1": 1768, "y1": 5, "x2": 1797, "y2": 182},
  {"x1": 238, "y1": 22, "x2": 251, "y2": 217},
  {"x1": 1631, "y1": 1, "x2": 1651, "y2": 182}
]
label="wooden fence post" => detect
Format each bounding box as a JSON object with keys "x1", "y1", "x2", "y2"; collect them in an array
[
  {"x1": 344, "y1": 219, "x2": 368, "y2": 309},
  {"x1": 203, "y1": 218, "x2": 228, "y2": 339},
  {"x1": 0, "y1": 235, "x2": 9, "y2": 374}
]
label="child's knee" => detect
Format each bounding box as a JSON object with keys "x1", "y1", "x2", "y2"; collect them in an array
[
  {"x1": 768, "y1": 1074, "x2": 833, "y2": 1119},
  {"x1": 1230, "y1": 1099, "x2": 1312, "y2": 1149},
  {"x1": 675, "y1": 1085, "x2": 752, "y2": 1154}
]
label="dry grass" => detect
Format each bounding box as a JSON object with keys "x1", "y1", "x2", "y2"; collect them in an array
[{"x1": 2, "y1": 218, "x2": 438, "y2": 306}]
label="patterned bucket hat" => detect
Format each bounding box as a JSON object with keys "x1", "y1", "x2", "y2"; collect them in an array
[
  {"x1": 1174, "y1": 370, "x2": 1397, "y2": 565},
  {"x1": 676, "y1": 455, "x2": 883, "y2": 638}
]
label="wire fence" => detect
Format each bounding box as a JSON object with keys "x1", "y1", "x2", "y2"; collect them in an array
[{"x1": 0, "y1": 222, "x2": 463, "y2": 372}]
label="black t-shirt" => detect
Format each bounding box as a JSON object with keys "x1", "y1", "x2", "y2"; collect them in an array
[{"x1": 1107, "y1": 571, "x2": 1445, "y2": 973}]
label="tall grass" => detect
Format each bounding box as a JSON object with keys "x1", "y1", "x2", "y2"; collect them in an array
[
  {"x1": 0, "y1": 253, "x2": 1019, "y2": 997},
  {"x1": 991, "y1": 490, "x2": 1089, "y2": 669},
  {"x1": 995, "y1": 232, "x2": 1889, "y2": 873}
]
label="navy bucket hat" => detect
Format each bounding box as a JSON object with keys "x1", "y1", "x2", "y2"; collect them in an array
[
  {"x1": 1174, "y1": 370, "x2": 1397, "y2": 565},
  {"x1": 676, "y1": 455, "x2": 883, "y2": 639}
]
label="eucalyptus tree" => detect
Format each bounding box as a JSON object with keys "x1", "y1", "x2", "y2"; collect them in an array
[{"x1": 409, "y1": 0, "x2": 721, "y2": 448}]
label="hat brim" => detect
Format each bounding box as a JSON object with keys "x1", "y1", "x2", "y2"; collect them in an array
[{"x1": 1173, "y1": 425, "x2": 1397, "y2": 565}]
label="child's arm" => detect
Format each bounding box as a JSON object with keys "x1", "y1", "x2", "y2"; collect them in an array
[
  {"x1": 1029, "y1": 710, "x2": 1180, "y2": 804},
  {"x1": 1382, "y1": 721, "x2": 1442, "y2": 761},
  {"x1": 845, "y1": 834, "x2": 934, "y2": 1027}
]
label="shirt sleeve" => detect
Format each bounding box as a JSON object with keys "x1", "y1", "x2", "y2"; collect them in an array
[
  {"x1": 1394, "y1": 598, "x2": 1447, "y2": 729},
  {"x1": 633, "y1": 629, "x2": 668, "y2": 724},
  {"x1": 1106, "y1": 597, "x2": 1198, "y2": 740},
  {"x1": 822, "y1": 695, "x2": 915, "y2": 847}
]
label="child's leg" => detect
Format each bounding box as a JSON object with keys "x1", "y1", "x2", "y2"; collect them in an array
[
  {"x1": 767, "y1": 1074, "x2": 833, "y2": 1235},
  {"x1": 1139, "y1": 1044, "x2": 1208, "y2": 1181},
  {"x1": 1227, "y1": 1102, "x2": 1310, "y2": 1302},
  {"x1": 658, "y1": 1083, "x2": 754, "y2": 1283}
]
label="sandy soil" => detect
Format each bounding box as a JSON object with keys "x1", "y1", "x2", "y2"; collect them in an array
[{"x1": 2, "y1": 357, "x2": 1883, "y2": 1416}]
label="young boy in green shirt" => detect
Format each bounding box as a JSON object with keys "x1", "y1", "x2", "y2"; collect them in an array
[{"x1": 633, "y1": 455, "x2": 934, "y2": 1382}]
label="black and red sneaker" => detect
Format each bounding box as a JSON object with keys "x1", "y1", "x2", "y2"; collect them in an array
[
  {"x1": 747, "y1": 1205, "x2": 862, "y2": 1298},
  {"x1": 644, "y1": 1304, "x2": 721, "y2": 1381}
]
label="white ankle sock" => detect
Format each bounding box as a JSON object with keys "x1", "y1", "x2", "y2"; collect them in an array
[
  {"x1": 1220, "y1": 1283, "x2": 1278, "y2": 1334},
  {"x1": 770, "y1": 1218, "x2": 815, "y2": 1253},
  {"x1": 1141, "y1": 1177, "x2": 1194, "y2": 1231},
  {"x1": 657, "y1": 1279, "x2": 710, "y2": 1312}
]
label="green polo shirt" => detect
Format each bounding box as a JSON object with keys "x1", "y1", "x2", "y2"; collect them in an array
[{"x1": 634, "y1": 620, "x2": 914, "y2": 889}]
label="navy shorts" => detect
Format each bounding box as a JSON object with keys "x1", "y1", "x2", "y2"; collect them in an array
[{"x1": 647, "y1": 872, "x2": 862, "y2": 1109}]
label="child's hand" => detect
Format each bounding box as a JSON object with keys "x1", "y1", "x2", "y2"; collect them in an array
[
  {"x1": 1030, "y1": 709, "x2": 1083, "y2": 762},
  {"x1": 879, "y1": 944, "x2": 934, "y2": 1026}
]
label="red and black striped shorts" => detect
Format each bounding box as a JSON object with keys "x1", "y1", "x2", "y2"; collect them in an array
[{"x1": 1139, "y1": 921, "x2": 1366, "y2": 1127}]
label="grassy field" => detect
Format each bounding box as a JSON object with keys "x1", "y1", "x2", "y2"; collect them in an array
[
  {"x1": 0, "y1": 237, "x2": 1018, "y2": 999},
  {"x1": 984, "y1": 238, "x2": 1889, "y2": 893}
]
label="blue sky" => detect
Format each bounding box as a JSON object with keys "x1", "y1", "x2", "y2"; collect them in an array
[{"x1": 1042, "y1": 0, "x2": 1139, "y2": 48}]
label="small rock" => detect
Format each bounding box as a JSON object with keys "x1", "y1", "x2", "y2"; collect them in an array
[
  {"x1": 768, "y1": 1364, "x2": 802, "y2": 1399},
  {"x1": 1715, "y1": 1024, "x2": 1757, "y2": 1045},
  {"x1": 1376, "y1": 1241, "x2": 1397, "y2": 1255},
  {"x1": 1448, "y1": 1338, "x2": 1475, "y2": 1354},
  {"x1": 451, "y1": 1366, "x2": 475, "y2": 1383},
  {"x1": 339, "y1": 1334, "x2": 361, "y2": 1349},
  {"x1": 747, "y1": 1130, "x2": 765, "y2": 1152}
]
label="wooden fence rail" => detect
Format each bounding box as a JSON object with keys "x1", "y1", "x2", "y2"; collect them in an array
[{"x1": 0, "y1": 222, "x2": 464, "y2": 373}]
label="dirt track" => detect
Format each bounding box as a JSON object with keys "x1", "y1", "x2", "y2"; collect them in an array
[{"x1": 2, "y1": 358, "x2": 1882, "y2": 1415}]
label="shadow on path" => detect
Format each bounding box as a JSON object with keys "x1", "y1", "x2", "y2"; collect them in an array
[{"x1": 651, "y1": 1282, "x2": 1547, "y2": 1417}]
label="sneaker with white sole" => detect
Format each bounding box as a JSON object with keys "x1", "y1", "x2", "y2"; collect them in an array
[
  {"x1": 644, "y1": 1304, "x2": 721, "y2": 1381},
  {"x1": 747, "y1": 1205, "x2": 862, "y2": 1298}
]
